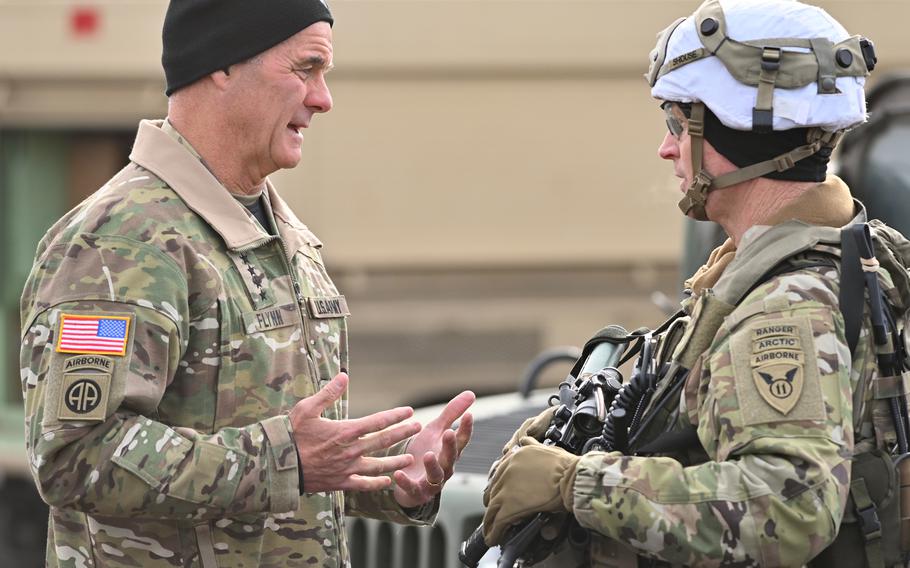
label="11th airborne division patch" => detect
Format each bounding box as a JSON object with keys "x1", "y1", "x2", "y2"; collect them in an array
[{"x1": 750, "y1": 324, "x2": 804, "y2": 415}]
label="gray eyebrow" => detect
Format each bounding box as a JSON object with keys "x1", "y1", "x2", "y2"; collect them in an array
[{"x1": 297, "y1": 56, "x2": 330, "y2": 68}]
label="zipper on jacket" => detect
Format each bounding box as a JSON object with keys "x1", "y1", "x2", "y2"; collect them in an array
[
  {"x1": 274, "y1": 236, "x2": 342, "y2": 557},
  {"x1": 273, "y1": 239, "x2": 321, "y2": 387}
]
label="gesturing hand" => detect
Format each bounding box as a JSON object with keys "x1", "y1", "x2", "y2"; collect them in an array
[
  {"x1": 393, "y1": 391, "x2": 475, "y2": 509},
  {"x1": 289, "y1": 373, "x2": 421, "y2": 493}
]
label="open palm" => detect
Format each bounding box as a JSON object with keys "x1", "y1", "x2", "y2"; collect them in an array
[{"x1": 393, "y1": 390, "x2": 475, "y2": 508}]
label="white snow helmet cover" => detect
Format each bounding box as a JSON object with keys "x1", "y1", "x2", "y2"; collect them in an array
[{"x1": 648, "y1": 0, "x2": 874, "y2": 132}]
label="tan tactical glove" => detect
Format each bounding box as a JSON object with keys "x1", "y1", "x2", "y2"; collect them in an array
[
  {"x1": 482, "y1": 437, "x2": 580, "y2": 546},
  {"x1": 501, "y1": 406, "x2": 556, "y2": 455},
  {"x1": 487, "y1": 406, "x2": 556, "y2": 481}
]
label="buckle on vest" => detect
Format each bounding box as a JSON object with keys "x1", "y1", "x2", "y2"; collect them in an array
[{"x1": 857, "y1": 503, "x2": 882, "y2": 541}]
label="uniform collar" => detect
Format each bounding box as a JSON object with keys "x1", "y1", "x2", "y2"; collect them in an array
[
  {"x1": 686, "y1": 175, "x2": 864, "y2": 297},
  {"x1": 265, "y1": 183, "x2": 323, "y2": 254},
  {"x1": 129, "y1": 119, "x2": 272, "y2": 251},
  {"x1": 762, "y1": 174, "x2": 858, "y2": 228}
]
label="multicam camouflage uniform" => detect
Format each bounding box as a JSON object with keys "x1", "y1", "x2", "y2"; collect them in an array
[
  {"x1": 19, "y1": 119, "x2": 432, "y2": 568},
  {"x1": 564, "y1": 178, "x2": 887, "y2": 567}
]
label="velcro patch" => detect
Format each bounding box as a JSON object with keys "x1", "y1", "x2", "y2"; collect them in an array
[
  {"x1": 752, "y1": 335, "x2": 801, "y2": 354},
  {"x1": 752, "y1": 363, "x2": 803, "y2": 415},
  {"x1": 731, "y1": 315, "x2": 825, "y2": 425},
  {"x1": 58, "y1": 372, "x2": 111, "y2": 422},
  {"x1": 63, "y1": 354, "x2": 113, "y2": 373},
  {"x1": 751, "y1": 349, "x2": 803, "y2": 367},
  {"x1": 751, "y1": 324, "x2": 799, "y2": 340},
  {"x1": 308, "y1": 296, "x2": 350, "y2": 319},
  {"x1": 55, "y1": 313, "x2": 131, "y2": 356},
  {"x1": 242, "y1": 304, "x2": 299, "y2": 334},
  {"x1": 666, "y1": 48, "x2": 705, "y2": 72}
]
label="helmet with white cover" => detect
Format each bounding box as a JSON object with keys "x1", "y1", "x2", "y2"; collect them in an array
[{"x1": 647, "y1": 0, "x2": 877, "y2": 220}]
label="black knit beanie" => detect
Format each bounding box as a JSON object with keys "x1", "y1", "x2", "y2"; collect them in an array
[
  {"x1": 702, "y1": 106, "x2": 830, "y2": 183},
  {"x1": 162, "y1": 0, "x2": 334, "y2": 96}
]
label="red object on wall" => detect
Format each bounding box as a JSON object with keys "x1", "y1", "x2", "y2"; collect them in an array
[{"x1": 71, "y1": 7, "x2": 101, "y2": 37}]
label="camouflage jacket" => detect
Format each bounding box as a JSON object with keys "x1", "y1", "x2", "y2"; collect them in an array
[
  {"x1": 19, "y1": 119, "x2": 431, "y2": 568},
  {"x1": 571, "y1": 208, "x2": 886, "y2": 566}
]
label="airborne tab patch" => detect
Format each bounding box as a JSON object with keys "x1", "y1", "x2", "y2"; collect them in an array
[
  {"x1": 308, "y1": 296, "x2": 350, "y2": 319},
  {"x1": 751, "y1": 349, "x2": 803, "y2": 367},
  {"x1": 63, "y1": 355, "x2": 113, "y2": 373}
]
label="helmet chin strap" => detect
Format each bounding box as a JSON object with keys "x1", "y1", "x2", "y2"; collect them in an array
[
  {"x1": 677, "y1": 103, "x2": 712, "y2": 221},
  {"x1": 676, "y1": 102, "x2": 845, "y2": 221}
]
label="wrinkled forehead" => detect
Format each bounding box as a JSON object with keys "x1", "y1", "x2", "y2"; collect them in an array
[{"x1": 274, "y1": 21, "x2": 335, "y2": 61}]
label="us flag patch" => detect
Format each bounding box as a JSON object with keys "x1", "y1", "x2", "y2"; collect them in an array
[{"x1": 55, "y1": 314, "x2": 131, "y2": 356}]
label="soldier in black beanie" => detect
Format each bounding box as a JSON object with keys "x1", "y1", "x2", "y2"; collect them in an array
[
  {"x1": 163, "y1": 0, "x2": 336, "y2": 185},
  {"x1": 24, "y1": 1, "x2": 476, "y2": 567},
  {"x1": 162, "y1": 0, "x2": 334, "y2": 96}
]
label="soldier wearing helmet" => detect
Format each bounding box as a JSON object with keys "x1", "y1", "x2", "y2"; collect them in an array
[{"x1": 481, "y1": 1, "x2": 906, "y2": 567}]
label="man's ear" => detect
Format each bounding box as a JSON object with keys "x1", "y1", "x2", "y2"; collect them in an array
[{"x1": 210, "y1": 68, "x2": 232, "y2": 91}]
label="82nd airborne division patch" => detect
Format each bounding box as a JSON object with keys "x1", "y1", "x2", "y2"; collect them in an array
[{"x1": 58, "y1": 355, "x2": 113, "y2": 422}]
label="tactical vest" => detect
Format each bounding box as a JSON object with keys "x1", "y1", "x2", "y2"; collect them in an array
[{"x1": 611, "y1": 219, "x2": 910, "y2": 568}]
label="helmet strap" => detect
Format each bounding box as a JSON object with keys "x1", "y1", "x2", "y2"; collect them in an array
[
  {"x1": 711, "y1": 128, "x2": 844, "y2": 189},
  {"x1": 676, "y1": 102, "x2": 845, "y2": 221},
  {"x1": 678, "y1": 103, "x2": 713, "y2": 220}
]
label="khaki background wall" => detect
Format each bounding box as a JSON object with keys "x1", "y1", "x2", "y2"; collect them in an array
[{"x1": 1, "y1": 0, "x2": 908, "y2": 414}]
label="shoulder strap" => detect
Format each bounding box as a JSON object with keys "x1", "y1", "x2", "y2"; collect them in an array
[
  {"x1": 840, "y1": 225, "x2": 866, "y2": 354},
  {"x1": 849, "y1": 477, "x2": 886, "y2": 568},
  {"x1": 843, "y1": 223, "x2": 910, "y2": 454}
]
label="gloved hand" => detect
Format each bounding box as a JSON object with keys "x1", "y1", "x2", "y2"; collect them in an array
[
  {"x1": 482, "y1": 437, "x2": 580, "y2": 546},
  {"x1": 500, "y1": 407, "x2": 557, "y2": 456},
  {"x1": 487, "y1": 406, "x2": 556, "y2": 483}
]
